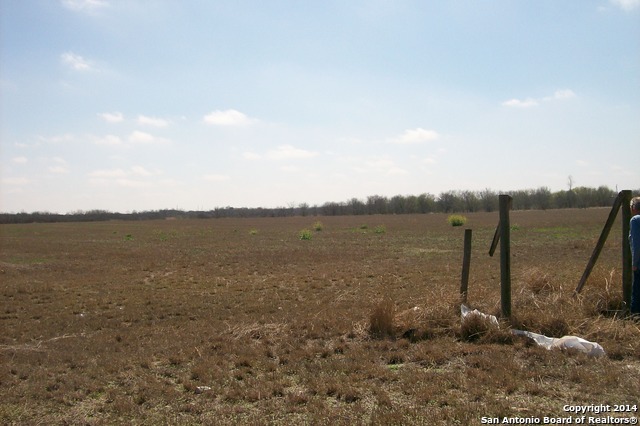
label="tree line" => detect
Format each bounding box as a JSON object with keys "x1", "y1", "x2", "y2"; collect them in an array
[{"x1": 1, "y1": 185, "x2": 636, "y2": 224}]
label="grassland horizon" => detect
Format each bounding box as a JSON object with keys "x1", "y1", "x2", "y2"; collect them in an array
[{"x1": 1, "y1": 209, "x2": 639, "y2": 424}]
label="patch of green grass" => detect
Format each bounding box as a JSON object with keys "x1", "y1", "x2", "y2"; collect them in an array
[
  {"x1": 313, "y1": 221, "x2": 323, "y2": 231},
  {"x1": 532, "y1": 226, "x2": 584, "y2": 239},
  {"x1": 153, "y1": 230, "x2": 178, "y2": 241},
  {"x1": 373, "y1": 225, "x2": 386, "y2": 234},
  {"x1": 248, "y1": 229, "x2": 259, "y2": 235}
]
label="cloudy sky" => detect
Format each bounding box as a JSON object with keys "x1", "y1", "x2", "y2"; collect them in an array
[{"x1": 1, "y1": 0, "x2": 638, "y2": 213}]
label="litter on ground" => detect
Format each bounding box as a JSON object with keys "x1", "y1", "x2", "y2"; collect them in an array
[{"x1": 460, "y1": 305, "x2": 606, "y2": 357}]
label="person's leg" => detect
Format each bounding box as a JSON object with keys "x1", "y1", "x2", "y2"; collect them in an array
[{"x1": 631, "y1": 269, "x2": 640, "y2": 314}]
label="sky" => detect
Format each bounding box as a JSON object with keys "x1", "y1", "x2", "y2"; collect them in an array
[{"x1": 1, "y1": 0, "x2": 639, "y2": 213}]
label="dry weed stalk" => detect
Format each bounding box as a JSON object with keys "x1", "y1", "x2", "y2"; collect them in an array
[{"x1": 369, "y1": 298, "x2": 395, "y2": 339}]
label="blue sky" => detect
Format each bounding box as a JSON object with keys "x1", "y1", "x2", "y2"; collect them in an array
[{"x1": 1, "y1": 0, "x2": 638, "y2": 213}]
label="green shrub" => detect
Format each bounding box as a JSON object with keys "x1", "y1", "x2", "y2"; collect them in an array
[
  {"x1": 447, "y1": 215, "x2": 467, "y2": 227},
  {"x1": 299, "y1": 229, "x2": 312, "y2": 240},
  {"x1": 313, "y1": 221, "x2": 323, "y2": 231},
  {"x1": 249, "y1": 229, "x2": 258, "y2": 235}
]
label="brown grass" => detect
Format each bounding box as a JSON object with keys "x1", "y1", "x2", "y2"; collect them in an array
[
  {"x1": 369, "y1": 298, "x2": 395, "y2": 338},
  {"x1": 1, "y1": 209, "x2": 639, "y2": 424}
]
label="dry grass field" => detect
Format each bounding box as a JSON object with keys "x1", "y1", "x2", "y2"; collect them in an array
[{"x1": 1, "y1": 209, "x2": 639, "y2": 425}]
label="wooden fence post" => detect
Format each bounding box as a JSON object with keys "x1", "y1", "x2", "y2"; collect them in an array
[
  {"x1": 499, "y1": 195, "x2": 512, "y2": 318},
  {"x1": 621, "y1": 190, "x2": 632, "y2": 312},
  {"x1": 489, "y1": 224, "x2": 500, "y2": 257},
  {"x1": 460, "y1": 229, "x2": 472, "y2": 303}
]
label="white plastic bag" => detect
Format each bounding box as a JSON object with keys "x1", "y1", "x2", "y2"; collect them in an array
[
  {"x1": 459, "y1": 305, "x2": 606, "y2": 357},
  {"x1": 512, "y1": 329, "x2": 605, "y2": 357},
  {"x1": 460, "y1": 304, "x2": 499, "y2": 327}
]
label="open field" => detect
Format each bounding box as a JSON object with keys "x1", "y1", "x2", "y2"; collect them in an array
[{"x1": 1, "y1": 209, "x2": 639, "y2": 425}]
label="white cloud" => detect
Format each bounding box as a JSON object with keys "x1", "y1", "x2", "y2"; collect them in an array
[
  {"x1": 202, "y1": 174, "x2": 231, "y2": 182},
  {"x1": 128, "y1": 131, "x2": 168, "y2": 144},
  {"x1": 115, "y1": 179, "x2": 150, "y2": 188},
  {"x1": 337, "y1": 137, "x2": 363, "y2": 145},
  {"x1": 503, "y1": 89, "x2": 577, "y2": 108},
  {"x1": 360, "y1": 157, "x2": 409, "y2": 176},
  {"x1": 49, "y1": 166, "x2": 70, "y2": 174},
  {"x1": 98, "y1": 112, "x2": 124, "y2": 123},
  {"x1": 552, "y1": 89, "x2": 576, "y2": 100},
  {"x1": 12, "y1": 157, "x2": 28, "y2": 164},
  {"x1": 39, "y1": 133, "x2": 76, "y2": 144},
  {"x1": 61, "y1": 52, "x2": 93, "y2": 71},
  {"x1": 266, "y1": 145, "x2": 319, "y2": 160},
  {"x1": 203, "y1": 109, "x2": 253, "y2": 126},
  {"x1": 610, "y1": 0, "x2": 640, "y2": 11},
  {"x1": 502, "y1": 98, "x2": 539, "y2": 108},
  {"x1": 386, "y1": 167, "x2": 409, "y2": 176},
  {"x1": 366, "y1": 158, "x2": 396, "y2": 169},
  {"x1": 61, "y1": 0, "x2": 109, "y2": 13},
  {"x1": 88, "y1": 168, "x2": 127, "y2": 178},
  {"x1": 131, "y1": 166, "x2": 153, "y2": 176},
  {"x1": 242, "y1": 151, "x2": 261, "y2": 160},
  {"x1": 2, "y1": 177, "x2": 30, "y2": 185},
  {"x1": 137, "y1": 115, "x2": 169, "y2": 127},
  {"x1": 280, "y1": 165, "x2": 301, "y2": 172},
  {"x1": 391, "y1": 128, "x2": 439, "y2": 144},
  {"x1": 94, "y1": 135, "x2": 123, "y2": 145},
  {"x1": 543, "y1": 89, "x2": 576, "y2": 101},
  {"x1": 88, "y1": 167, "x2": 156, "y2": 184},
  {"x1": 422, "y1": 157, "x2": 436, "y2": 165}
]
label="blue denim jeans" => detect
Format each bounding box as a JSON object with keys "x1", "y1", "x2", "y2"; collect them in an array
[{"x1": 632, "y1": 269, "x2": 640, "y2": 314}]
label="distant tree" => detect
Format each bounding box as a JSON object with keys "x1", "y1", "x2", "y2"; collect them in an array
[
  {"x1": 512, "y1": 189, "x2": 533, "y2": 210},
  {"x1": 366, "y1": 195, "x2": 388, "y2": 215},
  {"x1": 478, "y1": 188, "x2": 498, "y2": 212},
  {"x1": 532, "y1": 187, "x2": 552, "y2": 210},
  {"x1": 417, "y1": 193, "x2": 437, "y2": 213},
  {"x1": 460, "y1": 190, "x2": 481, "y2": 212},
  {"x1": 438, "y1": 191, "x2": 462, "y2": 213},
  {"x1": 347, "y1": 198, "x2": 366, "y2": 215},
  {"x1": 299, "y1": 202, "x2": 309, "y2": 217},
  {"x1": 553, "y1": 190, "x2": 572, "y2": 209},
  {"x1": 389, "y1": 195, "x2": 407, "y2": 214}
]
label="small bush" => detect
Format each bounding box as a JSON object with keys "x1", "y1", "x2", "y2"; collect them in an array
[
  {"x1": 248, "y1": 229, "x2": 258, "y2": 235},
  {"x1": 313, "y1": 221, "x2": 323, "y2": 231},
  {"x1": 299, "y1": 229, "x2": 312, "y2": 240},
  {"x1": 374, "y1": 225, "x2": 386, "y2": 234},
  {"x1": 447, "y1": 215, "x2": 467, "y2": 227}
]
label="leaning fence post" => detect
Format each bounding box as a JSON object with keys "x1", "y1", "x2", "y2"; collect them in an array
[
  {"x1": 460, "y1": 229, "x2": 472, "y2": 303},
  {"x1": 574, "y1": 191, "x2": 624, "y2": 294},
  {"x1": 621, "y1": 190, "x2": 632, "y2": 312},
  {"x1": 499, "y1": 195, "x2": 512, "y2": 318}
]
